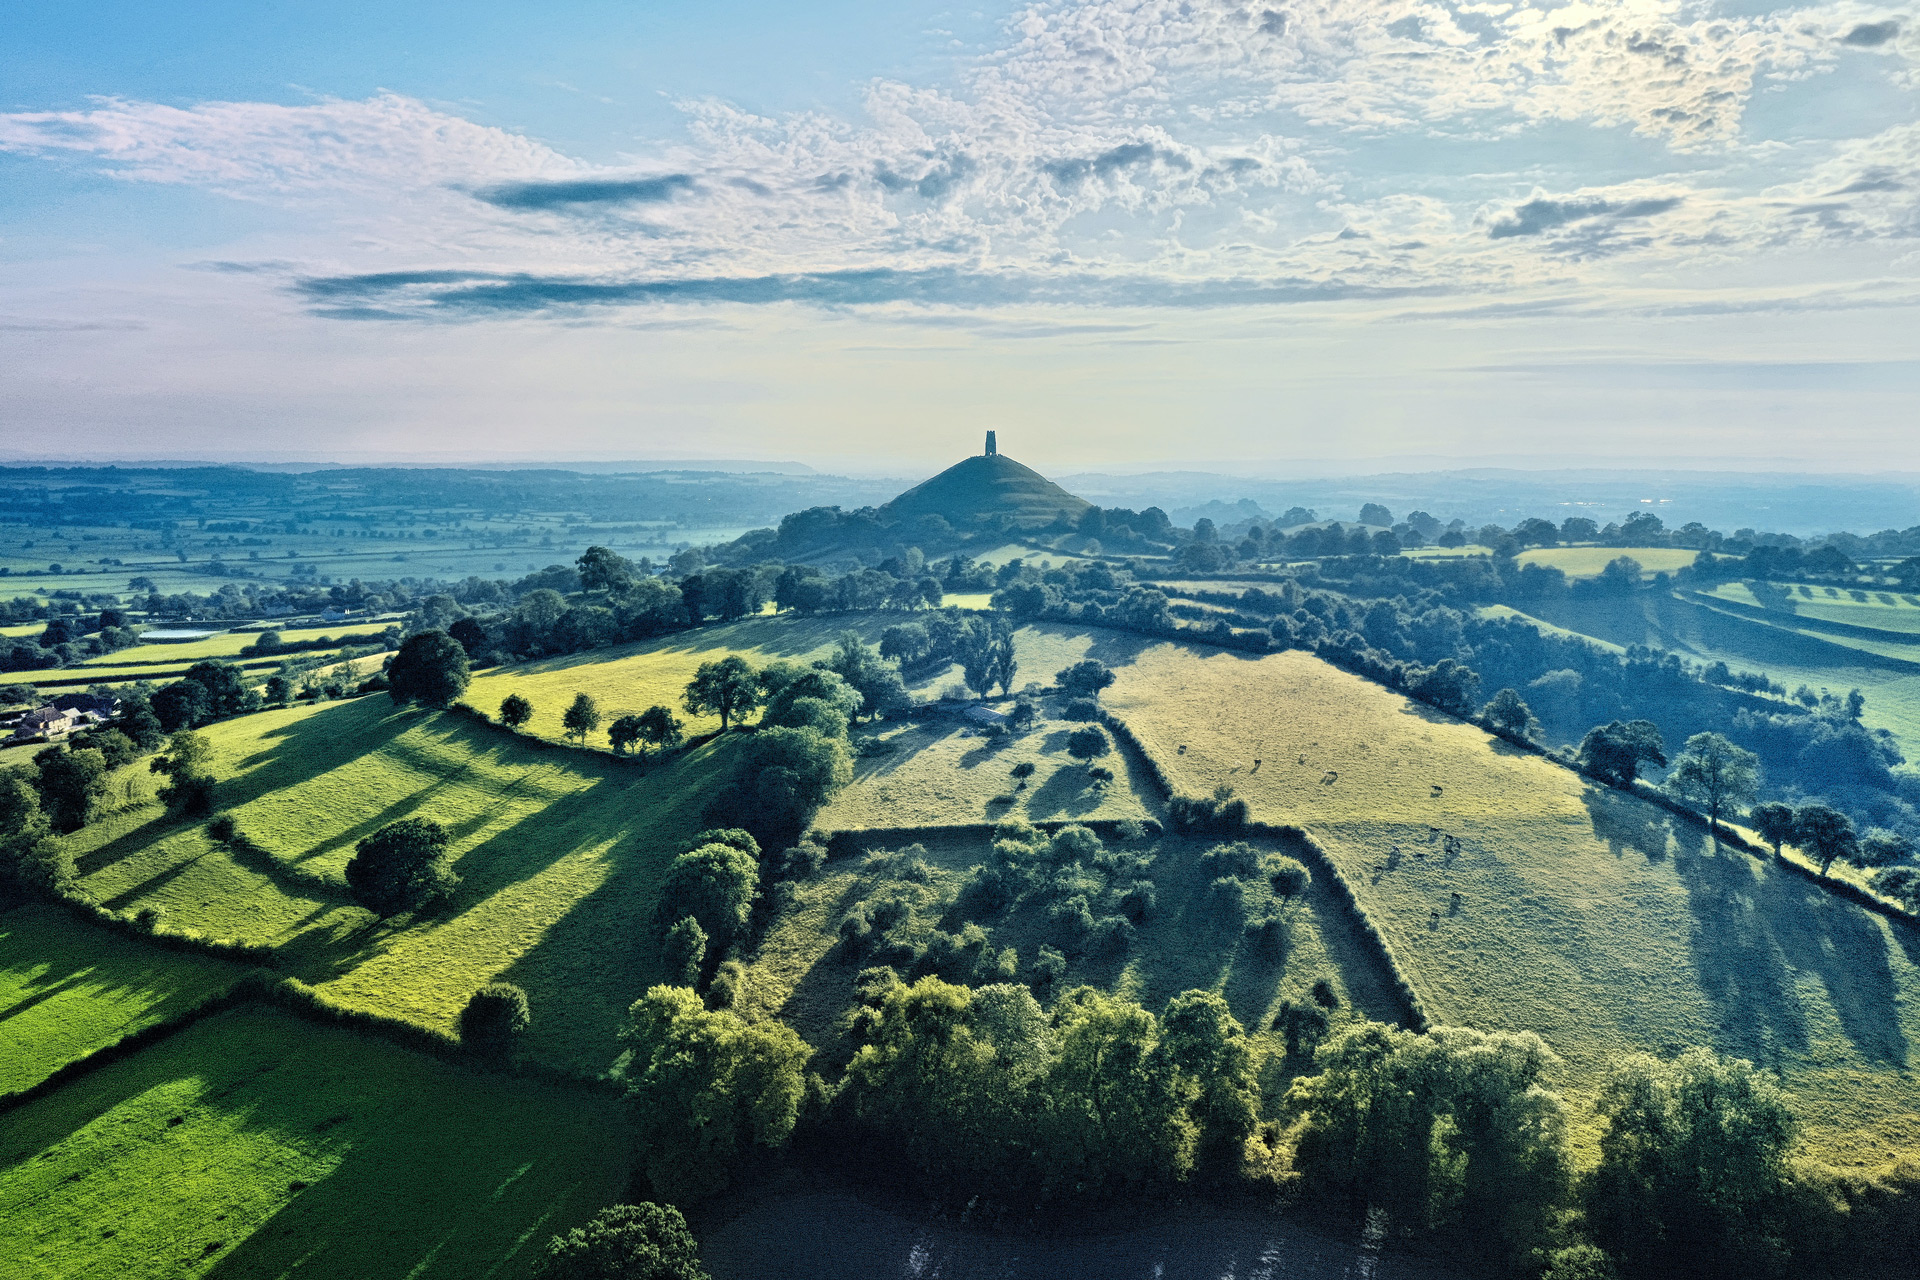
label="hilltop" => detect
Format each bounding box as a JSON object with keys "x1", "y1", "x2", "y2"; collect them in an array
[{"x1": 878, "y1": 449, "x2": 1091, "y2": 531}]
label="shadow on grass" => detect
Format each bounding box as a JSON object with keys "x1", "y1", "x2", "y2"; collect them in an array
[{"x1": 1581, "y1": 786, "x2": 1674, "y2": 862}]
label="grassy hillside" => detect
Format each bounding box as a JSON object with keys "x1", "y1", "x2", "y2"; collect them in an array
[
  {"x1": 0, "y1": 906, "x2": 252, "y2": 1095},
  {"x1": 0, "y1": 1006, "x2": 626, "y2": 1280},
  {"x1": 1094, "y1": 634, "x2": 1920, "y2": 1165},
  {"x1": 879, "y1": 453, "x2": 1091, "y2": 530},
  {"x1": 61, "y1": 695, "x2": 731, "y2": 1071},
  {"x1": 1516, "y1": 546, "x2": 1702, "y2": 578}
]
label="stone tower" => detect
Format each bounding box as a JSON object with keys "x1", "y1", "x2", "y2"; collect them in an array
[{"x1": 985, "y1": 430, "x2": 997, "y2": 456}]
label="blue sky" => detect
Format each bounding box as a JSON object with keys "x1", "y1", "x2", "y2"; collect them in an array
[{"x1": 3, "y1": 1, "x2": 1918, "y2": 473}]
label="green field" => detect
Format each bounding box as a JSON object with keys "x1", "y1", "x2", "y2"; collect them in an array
[
  {"x1": 1516, "y1": 546, "x2": 1703, "y2": 578},
  {"x1": 0, "y1": 906, "x2": 253, "y2": 1095},
  {"x1": 1093, "y1": 633, "x2": 1920, "y2": 1165},
  {"x1": 82, "y1": 622, "x2": 394, "y2": 667},
  {"x1": 0, "y1": 1006, "x2": 626, "y2": 1280},
  {"x1": 60, "y1": 695, "x2": 731, "y2": 1071}
]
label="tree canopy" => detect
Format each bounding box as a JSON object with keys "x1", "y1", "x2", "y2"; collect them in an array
[
  {"x1": 345, "y1": 817, "x2": 459, "y2": 916},
  {"x1": 683, "y1": 655, "x2": 760, "y2": 731},
  {"x1": 387, "y1": 630, "x2": 471, "y2": 707}
]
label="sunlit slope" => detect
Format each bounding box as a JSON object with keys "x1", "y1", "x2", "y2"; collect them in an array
[
  {"x1": 1099, "y1": 638, "x2": 1920, "y2": 1165},
  {"x1": 62, "y1": 696, "x2": 731, "y2": 1070},
  {"x1": 0, "y1": 905, "x2": 252, "y2": 1095},
  {"x1": 0, "y1": 1007, "x2": 626, "y2": 1280}
]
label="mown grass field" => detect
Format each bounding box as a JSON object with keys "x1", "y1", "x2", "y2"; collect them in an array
[
  {"x1": 60, "y1": 695, "x2": 732, "y2": 1071},
  {"x1": 1093, "y1": 633, "x2": 1920, "y2": 1165},
  {"x1": 0, "y1": 906, "x2": 252, "y2": 1095},
  {"x1": 0, "y1": 1006, "x2": 627, "y2": 1280},
  {"x1": 1516, "y1": 546, "x2": 1702, "y2": 578},
  {"x1": 82, "y1": 622, "x2": 394, "y2": 667}
]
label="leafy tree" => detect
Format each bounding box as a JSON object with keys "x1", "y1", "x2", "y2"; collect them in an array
[
  {"x1": 1586, "y1": 1048, "x2": 1797, "y2": 1279},
  {"x1": 1042, "y1": 986, "x2": 1194, "y2": 1192},
  {"x1": 1264, "y1": 854, "x2": 1311, "y2": 908},
  {"x1": 759, "y1": 665, "x2": 861, "y2": 731},
  {"x1": 608, "y1": 714, "x2": 644, "y2": 756},
  {"x1": 345, "y1": 817, "x2": 459, "y2": 916},
  {"x1": 1055, "y1": 659, "x2": 1116, "y2": 701},
  {"x1": 1871, "y1": 865, "x2": 1920, "y2": 912},
  {"x1": 182, "y1": 660, "x2": 256, "y2": 719},
  {"x1": 459, "y1": 983, "x2": 531, "y2": 1055},
  {"x1": 536, "y1": 1203, "x2": 710, "y2": 1280},
  {"x1": 149, "y1": 730, "x2": 215, "y2": 816},
  {"x1": 0, "y1": 768, "x2": 69, "y2": 900},
  {"x1": 1066, "y1": 725, "x2": 1111, "y2": 766},
  {"x1": 116, "y1": 693, "x2": 165, "y2": 751},
  {"x1": 499, "y1": 693, "x2": 534, "y2": 728},
  {"x1": 878, "y1": 622, "x2": 930, "y2": 665},
  {"x1": 563, "y1": 692, "x2": 602, "y2": 745},
  {"x1": 636, "y1": 705, "x2": 686, "y2": 756},
  {"x1": 683, "y1": 655, "x2": 760, "y2": 731},
  {"x1": 387, "y1": 630, "x2": 471, "y2": 707},
  {"x1": 80, "y1": 728, "x2": 137, "y2": 770},
  {"x1": 1287, "y1": 1022, "x2": 1571, "y2": 1269},
  {"x1": 448, "y1": 616, "x2": 489, "y2": 658},
  {"x1": 1792, "y1": 802, "x2": 1856, "y2": 875},
  {"x1": 576, "y1": 545, "x2": 637, "y2": 596},
  {"x1": 1664, "y1": 732, "x2": 1761, "y2": 838},
  {"x1": 151, "y1": 680, "x2": 212, "y2": 732},
  {"x1": 1480, "y1": 687, "x2": 1540, "y2": 741},
  {"x1": 1158, "y1": 990, "x2": 1259, "y2": 1177},
  {"x1": 726, "y1": 727, "x2": 851, "y2": 842},
  {"x1": 1008, "y1": 699, "x2": 1037, "y2": 731},
  {"x1": 1406, "y1": 658, "x2": 1481, "y2": 717},
  {"x1": 620, "y1": 985, "x2": 811, "y2": 1201},
  {"x1": 35, "y1": 746, "x2": 109, "y2": 833},
  {"x1": 264, "y1": 674, "x2": 293, "y2": 705},
  {"x1": 664, "y1": 916, "x2": 707, "y2": 986},
  {"x1": 822, "y1": 632, "x2": 908, "y2": 721},
  {"x1": 659, "y1": 842, "x2": 759, "y2": 945},
  {"x1": 1748, "y1": 801, "x2": 1796, "y2": 862},
  {"x1": 1578, "y1": 720, "x2": 1668, "y2": 787}
]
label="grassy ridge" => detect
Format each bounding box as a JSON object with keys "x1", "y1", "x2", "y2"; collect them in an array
[
  {"x1": 61, "y1": 696, "x2": 731, "y2": 1071},
  {"x1": 0, "y1": 1006, "x2": 626, "y2": 1280},
  {"x1": 1095, "y1": 635, "x2": 1920, "y2": 1165},
  {"x1": 0, "y1": 906, "x2": 252, "y2": 1095},
  {"x1": 1516, "y1": 546, "x2": 1702, "y2": 578}
]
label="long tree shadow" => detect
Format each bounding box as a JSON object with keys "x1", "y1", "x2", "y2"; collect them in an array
[
  {"x1": 1750, "y1": 860, "x2": 1909, "y2": 1067},
  {"x1": 1580, "y1": 786, "x2": 1674, "y2": 862},
  {"x1": 1672, "y1": 840, "x2": 1810, "y2": 1068}
]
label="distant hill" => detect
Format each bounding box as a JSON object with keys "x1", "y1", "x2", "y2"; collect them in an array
[{"x1": 879, "y1": 451, "x2": 1092, "y2": 531}]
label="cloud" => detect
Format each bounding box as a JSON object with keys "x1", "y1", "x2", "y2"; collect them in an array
[
  {"x1": 1842, "y1": 20, "x2": 1902, "y2": 46},
  {"x1": 475, "y1": 174, "x2": 697, "y2": 210},
  {"x1": 1488, "y1": 193, "x2": 1685, "y2": 239}
]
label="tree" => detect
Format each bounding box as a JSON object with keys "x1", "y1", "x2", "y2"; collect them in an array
[
  {"x1": 636, "y1": 705, "x2": 685, "y2": 756},
  {"x1": 536, "y1": 1203, "x2": 710, "y2": 1280},
  {"x1": 1008, "y1": 699, "x2": 1037, "y2": 731},
  {"x1": 576, "y1": 545, "x2": 637, "y2": 596},
  {"x1": 151, "y1": 680, "x2": 212, "y2": 732},
  {"x1": 1664, "y1": 732, "x2": 1761, "y2": 838},
  {"x1": 1158, "y1": 990, "x2": 1259, "y2": 1177},
  {"x1": 1587, "y1": 1048, "x2": 1797, "y2": 1279},
  {"x1": 345, "y1": 817, "x2": 460, "y2": 916},
  {"x1": 1055, "y1": 659, "x2": 1116, "y2": 702},
  {"x1": 1792, "y1": 802, "x2": 1856, "y2": 875},
  {"x1": 149, "y1": 730, "x2": 215, "y2": 816},
  {"x1": 563, "y1": 693, "x2": 602, "y2": 746},
  {"x1": 1748, "y1": 801, "x2": 1797, "y2": 863},
  {"x1": 620, "y1": 985, "x2": 811, "y2": 1201},
  {"x1": 35, "y1": 747, "x2": 109, "y2": 833},
  {"x1": 182, "y1": 660, "x2": 256, "y2": 719},
  {"x1": 608, "y1": 714, "x2": 644, "y2": 756},
  {"x1": 1264, "y1": 854, "x2": 1310, "y2": 908},
  {"x1": 879, "y1": 622, "x2": 930, "y2": 665},
  {"x1": 1406, "y1": 659, "x2": 1481, "y2": 717},
  {"x1": 1577, "y1": 719, "x2": 1668, "y2": 787},
  {"x1": 664, "y1": 916, "x2": 707, "y2": 985},
  {"x1": 264, "y1": 674, "x2": 293, "y2": 705},
  {"x1": 459, "y1": 983, "x2": 531, "y2": 1055},
  {"x1": 658, "y1": 842, "x2": 759, "y2": 945},
  {"x1": 724, "y1": 727, "x2": 851, "y2": 844},
  {"x1": 822, "y1": 632, "x2": 908, "y2": 721},
  {"x1": 683, "y1": 655, "x2": 759, "y2": 731},
  {"x1": 387, "y1": 630, "x2": 471, "y2": 707},
  {"x1": 1480, "y1": 688, "x2": 1540, "y2": 741},
  {"x1": 0, "y1": 768, "x2": 69, "y2": 900},
  {"x1": 499, "y1": 693, "x2": 533, "y2": 729},
  {"x1": 1066, "y1": 725, "x2": 1111, "y2": 767}
]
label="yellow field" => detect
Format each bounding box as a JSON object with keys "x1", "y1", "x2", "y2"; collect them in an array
[
  {"x1": 1095, "y1": 636, "x2": 1920, "y2": 1165},
  {"x1": 60, "y1": 695, "x2": 733, "y2": 1071},
  {"x1": 1477, "y1": 605, "x2": 1627, "y2": 653},
  {"x1": 1516, "y1": 546, "x2": 1702, "y2": 578},
  {"x1": 83, "y1": 622, "x2": 392, "y2": 666}
]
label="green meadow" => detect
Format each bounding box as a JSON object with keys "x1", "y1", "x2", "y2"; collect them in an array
[
  {"x1": 0, "y1": 1006, "x2": 626, "y2": 1280},
  {"x1": 0, "y1": 905, "x2": 252, "y2": 1095}
]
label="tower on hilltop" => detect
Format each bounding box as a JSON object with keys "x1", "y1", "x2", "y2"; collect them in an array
[{"x1": 984, "y1": 430, "x2": 997, "y2": 456}]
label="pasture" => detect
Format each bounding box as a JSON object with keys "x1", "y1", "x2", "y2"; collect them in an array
[
  {"x1": 82, "y1": 622, "x2": 393, "y2": 667},
  {"x1": 62, "y1": 695, "x2": 732, "y2": 1071},
  {"x1": 0, "y1": 906, "x2": 252, "y2": 1095},
  {"x1": 0, "y1": 1006, "x2": 626, "y2": 1280},
  {"x1": 1516, "y1": 546, "x2": 1702, "y2": 578},
  {"x1": 1095, "y1": 635, "x2": 1920, "y2": 1165}
]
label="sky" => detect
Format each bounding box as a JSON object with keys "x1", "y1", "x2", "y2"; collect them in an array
[{"x1": 2, "y1": 1, "x2": 1918, "y2": 475}]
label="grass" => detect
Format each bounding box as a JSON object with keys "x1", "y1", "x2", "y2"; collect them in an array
[
  {"x1": 0, "y1": 1005, "x2": 627, "y2": 1280},
  {"x1": 1095, "y1": 633, "x2": 1920, "y2": 1166},
  {"x1": 1516, "y1": 546, "x2": 1703, "y2": 578},
  {"x1": 817, "y1": 703, "x2": 1156, "y2": 831},
  {"x1": 0, "y1": 905, "x2": 253, "y2": 1095},
  {"x1": 60, "y1": 695, "x2": 732, "y2": 1072},
  {"x1": 82, "y1": 622, "x2": 392, "y2": 666},
  {"x1": 1477, "y1": 604, "x2": 1627, "y2": 654}
]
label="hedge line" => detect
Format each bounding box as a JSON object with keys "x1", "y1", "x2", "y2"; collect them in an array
[
  {"x1": 816, "y1": 816, "x2": 1164, "y2": 860},
  {"x1": 57, "y1": 894, "x2": 277, "y2": 966}
]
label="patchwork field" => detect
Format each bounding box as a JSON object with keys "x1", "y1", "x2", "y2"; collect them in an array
[
  {"x1": 1095, "y1": 634, "x2": 1920, "y2": 1165},
  {"x1": 0, "y1": 1006, "x2": 627, "y2": 1280},
  {"x1": 60, "y1": 695, "x2": 732, "y2": 1071},
  {"x1": 82, "y1": 622, "x2": 395, "y2": 667},
  {"x1": 0, "y1": 906, "x2": 253, "y2": 1095}
]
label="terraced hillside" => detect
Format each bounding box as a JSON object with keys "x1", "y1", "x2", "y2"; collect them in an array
[
  {"x1": 1091, "y1": 633, "x2": 1920, "y2": 1165},
  {"x1": 60, "y1": 695, "x2": 732, "y2": 1071}
]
